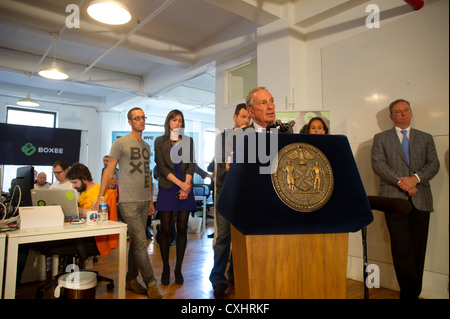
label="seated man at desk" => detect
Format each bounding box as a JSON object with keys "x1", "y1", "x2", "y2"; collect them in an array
[
  {"x1": 66, "y1": 163, "x2": 118, "y2": 260},
  {"x1": 66, "y1": 163, "x2": 116, "y2": 220},
  {"x1": 67, "y1": 163, "x2": 100, "y2": 216}
]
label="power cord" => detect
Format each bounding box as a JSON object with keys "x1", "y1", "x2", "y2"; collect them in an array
[
  {"x1": 0, "y1": 186, "x2": 21, "y2": 231},
  {"x1": 67, "y1": 216, "x2": 86, "y2": 225}
]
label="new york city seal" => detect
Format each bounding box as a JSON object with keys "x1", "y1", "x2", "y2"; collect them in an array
[{"x1": 271, "y1": 142, "x2": 334, "y2": 212}]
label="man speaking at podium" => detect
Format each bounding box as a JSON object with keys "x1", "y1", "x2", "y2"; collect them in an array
[
  {"x1": 246, "y1": 87, "x2": 276, "y2": 132},
  {"x1": 371, "y1": 99, "x2": 440, "y2": 299}
]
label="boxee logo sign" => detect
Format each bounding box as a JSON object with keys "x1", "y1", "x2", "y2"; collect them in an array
[
  {"x1": 21, "y1": 143, "x2": 37, "y2": 156},
  {"x1": 21, "y1": 142, "x2": 64, "y2": 156}
]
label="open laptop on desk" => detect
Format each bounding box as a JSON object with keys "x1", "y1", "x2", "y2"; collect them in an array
[{"x1": 31, "y1": 189, "x2": 79, "y2": 221}]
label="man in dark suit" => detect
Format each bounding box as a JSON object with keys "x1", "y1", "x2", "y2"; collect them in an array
[
  {"x1": 210, "y1": 103, "x2": 250, "y2": 298},
  {"x1": 371, "y1": 99, "x2": 440, "y2": 299}
]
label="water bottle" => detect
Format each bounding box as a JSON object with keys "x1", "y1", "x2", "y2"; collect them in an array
[{"x1": 98, "y1": 196, "x2": 108, "y2": 222}]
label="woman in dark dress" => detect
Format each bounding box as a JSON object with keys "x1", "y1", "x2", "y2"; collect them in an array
[{"x1": 154, "y1": 109, "x2": 195, "y2": 285}]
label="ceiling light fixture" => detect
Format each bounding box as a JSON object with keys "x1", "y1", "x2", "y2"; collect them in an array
[
  {"x1": 17, "y1": 73, "x2": 40, "y2": 107},
  {"x1": 38, "y1": 60, "x2": 69, "y2": 80},
  {"x1": 17, "y1": 93, "x2": 40, "y2": 107},
  {"x1": 38, "y1": 34, "x2": 69, "y2": 80},
  {"x1": 87, "y1": 1, "x2": 132, "y2": 25}
]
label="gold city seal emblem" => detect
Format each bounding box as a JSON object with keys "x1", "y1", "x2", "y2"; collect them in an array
[{"x1": 271, "y1": 142, "x2": 334, "y2": 212}]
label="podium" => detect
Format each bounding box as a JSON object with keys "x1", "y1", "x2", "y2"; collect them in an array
[{"x1": 217, "y1": 133, "x2": 373, "y2": 299}]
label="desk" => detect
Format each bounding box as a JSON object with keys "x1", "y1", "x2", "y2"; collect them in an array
[
  {"x1": 0, "y1": 232, "x2": 5, "y2": 299},
  {"x1": 3, "y1": 221, "x2": 127, "y2": 299}
]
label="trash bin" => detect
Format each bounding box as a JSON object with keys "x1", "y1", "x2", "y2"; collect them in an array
[
  {"x1": 54, "y1": 271, "x2": 97, "y2": 299},
  {"x1": 188, "y1": 216, "x2": 202, "y2": 233}
]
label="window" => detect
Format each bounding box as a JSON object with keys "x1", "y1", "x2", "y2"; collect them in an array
[
  {"x1": 227, "y1": 61, "x2": 257, "y2": 104},
  {"x1": 1, "y1": 107, "x2": 57, "y2": 192},
  {"x1": 7, "y1": 106, "x2": 56, "y2": 128},
  {"x1": 145, "y1": 123, "x2": 164, "y2": 132}
]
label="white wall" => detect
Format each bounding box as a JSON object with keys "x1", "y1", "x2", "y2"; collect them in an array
[
  {"x1": 319, "y1": 1, "x2": 449, "y2": 299},
  {"x1": 215, "y1": 0, "x2": 449, "y2": 298}
]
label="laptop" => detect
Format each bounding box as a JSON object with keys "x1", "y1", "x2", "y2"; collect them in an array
[{"x1": 31, "y1": 189, "x2": 79, "y2": 220}]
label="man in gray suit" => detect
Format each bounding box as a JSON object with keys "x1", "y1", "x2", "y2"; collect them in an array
[{"x1": 371, "y1": 99, "x2": 440, "y2": 299}]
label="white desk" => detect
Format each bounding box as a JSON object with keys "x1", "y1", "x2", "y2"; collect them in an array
[
  {"x1": 3, "y1": 221, "x2": 127, "y2": 299},
  {"x1": 0, "y1": 232, "x2": 6, "y2": 299}
]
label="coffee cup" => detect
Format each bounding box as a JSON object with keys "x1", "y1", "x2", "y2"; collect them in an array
[{"x1": 86, "y1": 210, "x2": 103, "y2": 225}]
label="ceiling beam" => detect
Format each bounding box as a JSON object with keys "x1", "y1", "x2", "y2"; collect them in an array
[
  {"x1": 294, "y1": 0, "x2": 371, "y2": 29},
  {"x1": 205, "y1": 0, "x2": 281, "y2": 25}
]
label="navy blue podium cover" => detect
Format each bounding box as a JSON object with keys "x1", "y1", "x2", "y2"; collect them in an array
[{"x1": 217, "y1": 133, "x2": 373, "y2": 235}]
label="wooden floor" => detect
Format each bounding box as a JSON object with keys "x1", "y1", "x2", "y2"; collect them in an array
[{"x1": 16, "y1": 219, "x2": 400, "y2": 299}]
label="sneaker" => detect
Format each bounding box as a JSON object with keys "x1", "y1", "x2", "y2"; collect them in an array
[
  {"x1": 126, "y1": 279, "x2": 147, "y2": 295},
  {"x1": 147, "y1": 282, "x2": 163, "y2": 299}
]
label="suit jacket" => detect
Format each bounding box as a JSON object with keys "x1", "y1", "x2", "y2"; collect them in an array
[
  {"x1": 371, "y1": 127, "x2": 440, "y2": 212},
  {"x1": 215, "y1": 124, "x2": 255, "y2": 194},
  {"x1": 154, "y1": 134, "x2": 195, "y2": 189}
]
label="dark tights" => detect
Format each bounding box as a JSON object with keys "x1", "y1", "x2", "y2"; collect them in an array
[{"x1": 158, "y1": 211, "x2": 189, "y2": 278}]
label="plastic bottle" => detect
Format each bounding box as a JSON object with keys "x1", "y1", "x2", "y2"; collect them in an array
[{"x1": 98, "y1": 196, "x2": 108, "y2": 223}]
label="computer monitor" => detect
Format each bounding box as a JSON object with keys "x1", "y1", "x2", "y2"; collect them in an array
[{"x1": 10, "y1": 165, "x2": 34, "y2": 207}]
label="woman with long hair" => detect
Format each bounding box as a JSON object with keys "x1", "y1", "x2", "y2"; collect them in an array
[
  {"x1": 305, "y1": 117, "x2": 329, "y2": 135},
  {"x1": 154, "y1": 109, "x2": 195, "y2": 285}
]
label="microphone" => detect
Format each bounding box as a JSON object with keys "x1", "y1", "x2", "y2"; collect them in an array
[{"x1": 266, "y1": 120, "x2": 295, "y2": 133}]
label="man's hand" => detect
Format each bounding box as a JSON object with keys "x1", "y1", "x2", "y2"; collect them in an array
[
  {"x1": 149, "y1": 202, "x2": 155, "y2": 216},
  {"x1": 225, "y1": 152, "x2": 234, "y2": 172},
  {"x1": 407, "y1": 187, "x2": 418, "y2": 197},
  {"x1": 397, "y1": 175, "x2": 419, "y2": 196}
]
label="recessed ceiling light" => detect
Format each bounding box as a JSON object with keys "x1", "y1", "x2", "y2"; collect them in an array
[{"x1": 87, "y1": 1, "x2": 132, "y2": 25}]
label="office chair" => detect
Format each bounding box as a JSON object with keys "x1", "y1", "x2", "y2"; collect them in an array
[
  {"x1": 364, "y1": 196, "x2": 412, "y2": 299},
  {"x1": 191, "y1": 184, "x2": 212, "y2": 218}
]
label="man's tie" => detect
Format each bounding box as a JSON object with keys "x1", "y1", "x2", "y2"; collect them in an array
[{"x1": 401, "y1": 130, "x2": 410, "y2": 164}]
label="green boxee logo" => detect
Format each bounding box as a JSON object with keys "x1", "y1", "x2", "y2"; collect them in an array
[
  {"x1": 66, "y1": 191, "x2": 75, "y2": 200},
  {"x1": 21, "y1": 143, "x2": 37, "y2": 156}
]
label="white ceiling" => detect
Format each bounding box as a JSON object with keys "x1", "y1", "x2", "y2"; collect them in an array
[{"x1": 0, "y1": 0, "x2": 419, "y2": 120}]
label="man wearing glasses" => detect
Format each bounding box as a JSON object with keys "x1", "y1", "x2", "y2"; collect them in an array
[
  {"x1": 49, "y1": 160, "x2": 75, "y2": 191},
  {"x1": 96, "y1": 107, "x2": 162, "y2": 299},
  {"x1": 371, "y1": 99, "x2": 440, "y2": 299}
]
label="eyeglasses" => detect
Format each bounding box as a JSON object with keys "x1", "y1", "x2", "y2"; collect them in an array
[
  {"x1": 131, "y1": 116, "x2": 147, "y2": 122},
  {"x1": 53, "y1": 170, "x2": 64, "y2": 175},
  {"x1": 393, "y1": 108, "x2": 411, "y2": 115}
]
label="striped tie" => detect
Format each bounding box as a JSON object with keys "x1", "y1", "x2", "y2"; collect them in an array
[{"x1": 401, "y1": 130, "x2": 410, "y2": 164}]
